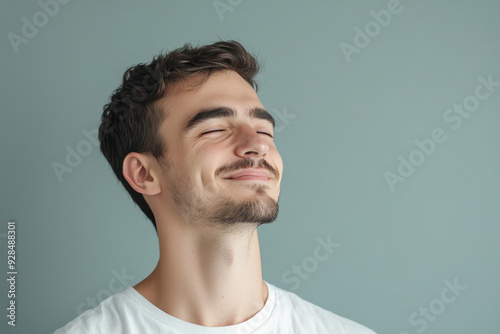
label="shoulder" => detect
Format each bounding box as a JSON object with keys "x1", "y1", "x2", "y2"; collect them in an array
[
  {"x1": 53, "y1": 287, "x2": 135, "y2": 334},
  {"x1": 269, "y1": 282, "x2": 376, "y2": 334}
]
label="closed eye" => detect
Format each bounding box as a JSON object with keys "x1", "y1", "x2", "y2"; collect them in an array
[
  {"x1": 260, "y1": 132, "x2": 274, "y2": 138},
  {"x1": 202, "y1": 129, "x2": 274, "y2": 138}
]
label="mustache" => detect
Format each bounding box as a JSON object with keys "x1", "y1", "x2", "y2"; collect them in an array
[{"x1": 217, "y1": 158, "x2": 279, "y2": 180}]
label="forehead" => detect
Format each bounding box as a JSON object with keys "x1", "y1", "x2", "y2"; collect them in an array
[{"x1": 158, "y1": 70, "x2": 265, "y2": 131}]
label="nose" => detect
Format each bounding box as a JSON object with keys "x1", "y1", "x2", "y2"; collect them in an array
[{"x1": 234, "y1": 124, "x2": 270, "y2": 158}]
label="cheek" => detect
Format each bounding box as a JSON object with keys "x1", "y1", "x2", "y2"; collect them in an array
[
  {"x1": 192, "y1": 150, "x2": 221, "y2": 183},
  {"x1": 271, "y1": 147, "x2": 283, "y2": 169},
  {"x1": 273, "y1": 156, "x2": 284, "y2": 184},
  {"x1": 196, "y1": 141, "x2": 231, "y2": 163}
]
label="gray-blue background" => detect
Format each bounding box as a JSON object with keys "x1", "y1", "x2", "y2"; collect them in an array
[{"x1": 1, "y1": 0, "x2": 499, "y2": 333}]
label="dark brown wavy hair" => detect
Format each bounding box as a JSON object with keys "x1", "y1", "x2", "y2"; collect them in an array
[{"x1": 97, "y1": 40, "x2": 261, "y2": 232}]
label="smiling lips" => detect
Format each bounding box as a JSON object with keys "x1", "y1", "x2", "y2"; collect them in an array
[{"x1": 224, "y1": 168, "x2": 271, "y2": 181}]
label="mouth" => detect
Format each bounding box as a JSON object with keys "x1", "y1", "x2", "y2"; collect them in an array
[
  {"x1": 223, "y1": 168, "x2": 272, "y2": 181},
  {"x1": 224, "y1": 176, "x2": 270, "y2": 181}
]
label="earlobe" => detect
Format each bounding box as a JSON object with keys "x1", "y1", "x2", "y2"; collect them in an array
[{"x1": 122, "y1": 153, "x2": 161, "y2": 196}]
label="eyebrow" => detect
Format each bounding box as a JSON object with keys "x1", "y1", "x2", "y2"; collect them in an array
[{"x1": 183, "y1": 106, "x2": 276, "y2": 133}]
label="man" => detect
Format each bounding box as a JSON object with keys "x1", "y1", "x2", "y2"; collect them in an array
[{"x1": 54, "y1": 40, "x2": 376, "y2": 333}]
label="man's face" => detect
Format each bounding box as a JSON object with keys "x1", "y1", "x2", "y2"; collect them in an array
[{"x1": 154, "y1": 70, "x2": 283, "y2": 231}]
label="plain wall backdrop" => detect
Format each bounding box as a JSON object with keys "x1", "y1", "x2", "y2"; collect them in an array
[{"x1": 1, "y1": 0, "x2": 499, "y2": 333}]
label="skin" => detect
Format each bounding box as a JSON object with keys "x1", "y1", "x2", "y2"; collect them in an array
[{"x1": 122, "y1": 70, "x2": 283, "y2": 327}]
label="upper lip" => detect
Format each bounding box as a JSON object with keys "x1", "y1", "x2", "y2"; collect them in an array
[{"x1": 224, "y1": 168, "x2": 271, "y2": 179}]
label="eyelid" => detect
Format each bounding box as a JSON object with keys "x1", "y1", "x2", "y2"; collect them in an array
[
  {"x1": 201, "y1": 129, "x2": 224, "y2": 135},
  {"x1": 201, "y1": 129, "x2": 274, "y2": 138}
]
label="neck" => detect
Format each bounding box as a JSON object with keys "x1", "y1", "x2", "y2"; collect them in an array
[{"x1": 134, "y1": 220, "x2": 268, "y2": 327}]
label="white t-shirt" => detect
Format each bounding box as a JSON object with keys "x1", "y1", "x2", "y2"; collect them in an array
[{"x1": 54, "y1": 281, "x2": 376, "y2": 333}]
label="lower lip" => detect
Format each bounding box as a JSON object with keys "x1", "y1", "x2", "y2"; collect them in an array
[{"x1": 226, "y1": 176, "x2": 270, "y2": 181}]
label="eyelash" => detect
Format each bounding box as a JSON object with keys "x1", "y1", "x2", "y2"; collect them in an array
[{"x1": 202, "y1": 129, "x2": 274, "y2": 138}]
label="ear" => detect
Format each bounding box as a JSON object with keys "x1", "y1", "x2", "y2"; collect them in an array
[{"x1": 122, "y1": 152, "x2": 161, "y2": 196}]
